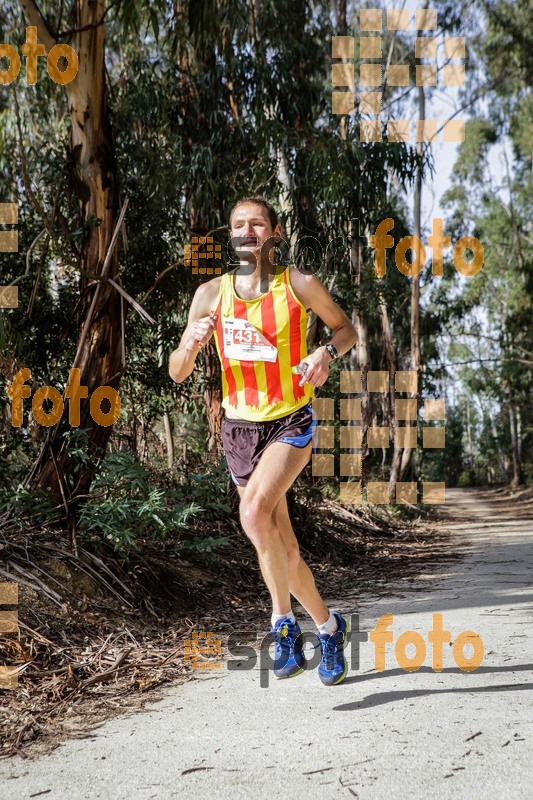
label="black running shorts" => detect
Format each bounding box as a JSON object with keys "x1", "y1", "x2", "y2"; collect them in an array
[{"x1": 221, "y1": 403, "x2": 316, "y2": 487}]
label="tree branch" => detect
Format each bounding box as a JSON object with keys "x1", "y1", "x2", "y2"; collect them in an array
[
  {"x1": 12, "y1": 86, "x2": 57, "y2": 241},
  {"x1": 18, "y1": 0, "x2": 56, "y2": 51},
  {"x1": 442, "y1": 357, "x2": 533, "y2": 368},
  {"x1": 57, "y1": 11, "x2": 109, "y2": 40}
]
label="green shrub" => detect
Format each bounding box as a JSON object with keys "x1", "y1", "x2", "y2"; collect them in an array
[
  {"x1": 0, "y1": 483, "x2": 63, "y2": 528},
  {"x1": 78, "y1": 451, "x2": 203, "y2": 557},
  {"x1": 457, "y1": 471, "x2": 473, "y2": 487},
  {"x1": 174, "y1": 534, "x2": 230, "y2": 564}
]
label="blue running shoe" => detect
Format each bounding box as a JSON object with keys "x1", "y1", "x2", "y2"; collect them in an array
[
  {"x1": 270, "y1": 617, "x2": 306, "y2": 679},
  {"x1": 317, "y1": 611, "x2": 350, "y2": 686}
]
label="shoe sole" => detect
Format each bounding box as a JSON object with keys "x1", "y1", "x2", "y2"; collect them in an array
[{"x1": 274, "y1": 665, "x2": 306, "y2": 680}]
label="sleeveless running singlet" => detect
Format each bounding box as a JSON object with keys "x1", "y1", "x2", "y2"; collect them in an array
[{"x1": 211, "y1": 267, "x2": 315, "y2": 422}]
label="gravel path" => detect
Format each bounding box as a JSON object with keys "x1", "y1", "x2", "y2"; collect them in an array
[{"x1": 1, "y1": 488, "x2": 531, "y2": 799}]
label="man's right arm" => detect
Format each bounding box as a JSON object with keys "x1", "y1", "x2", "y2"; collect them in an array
[{"x1": 168, "y1": 283, "x2": 218, "y2": 384}]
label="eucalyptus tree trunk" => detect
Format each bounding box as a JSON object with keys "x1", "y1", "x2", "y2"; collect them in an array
[
  {"x1": 350, "y1": 223, "x2": 371, "y2": 477},
  {"x1": 466, "y1": 395, "x2": 474, "y2": 475},
  {"x1": 380, "y1": 300, "x2": 401, "y2": 501},
  {"x1": 177, "y1": 5, "x2": 222, "y2": 453},
  {"x1": 487, "y1": 404, "x2": 507, "y2": 483},
  {"x1": 399, "y1": 2, "x2": 427, "y2": 481},
  {"x1": 204, "y1": 340, "x2": 223, "y2": 455},
  {"x1": 509, "y1": 403, "x2": 523, "y2": 487},
  {"x1": 158, "y1": 334, "x2": 174, "y2": 469},
  {"x1": 20, "y1": 0, "x2": 121, "y2": 503}
]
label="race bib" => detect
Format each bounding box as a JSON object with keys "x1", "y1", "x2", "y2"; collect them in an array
[{"x1": 222, "y1": 317, "x2": 278, "y2": 362}]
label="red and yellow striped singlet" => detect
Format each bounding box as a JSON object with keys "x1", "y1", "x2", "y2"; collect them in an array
[{"x1": 211, "y1": 267, "x2": 315, "y2": 421}]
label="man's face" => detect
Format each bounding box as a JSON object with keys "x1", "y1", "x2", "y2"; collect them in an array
[{"x1": 230, "y1": 203, "x2": 282, "y2": 261}]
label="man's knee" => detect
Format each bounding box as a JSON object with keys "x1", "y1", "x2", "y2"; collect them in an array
[
  {"x1": 239, "y1": 494, "x2": 275, "y2": 544},
  {"x1": 286, "y1": 543, "x2": 301, "y2": 569}
]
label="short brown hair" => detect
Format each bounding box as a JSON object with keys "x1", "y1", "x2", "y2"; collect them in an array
[{"x1": 229, "y1": 196, "x2": 279, "y2": 230}]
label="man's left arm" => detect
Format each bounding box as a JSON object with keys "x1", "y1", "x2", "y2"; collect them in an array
[{"x1": 291, "y1": 271, "x2": 357, "y2": 388}]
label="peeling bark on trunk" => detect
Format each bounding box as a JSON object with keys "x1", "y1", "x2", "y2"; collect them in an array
[
  {"x1": 399, "y1": 2, "x2": 427, "y2": 482},
  {"x1": 21, "y1": 0, "x2": 121, "y2": 503}
]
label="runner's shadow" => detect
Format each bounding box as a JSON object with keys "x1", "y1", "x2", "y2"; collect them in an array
[
  {"x1": 334, "y1": 682, "x2": 533, "y2": 711},
  {"x1": 342, "y1": 663, "x2": 533, "y2": 684}
]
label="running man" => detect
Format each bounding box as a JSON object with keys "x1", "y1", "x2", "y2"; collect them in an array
[{"x1": 169, "y1": 197, "x2": 357, "y2": 685}]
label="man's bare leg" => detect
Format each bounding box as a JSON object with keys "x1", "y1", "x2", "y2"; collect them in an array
[
  {"x1": 274, "y1": 494, "x2": 329, "y2": 626},
  {"x1": 236, "y1": 441, "x2": 329, "y2": 626}
]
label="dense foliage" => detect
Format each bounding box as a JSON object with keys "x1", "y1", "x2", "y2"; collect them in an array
[{"x1": 0, "y1": 0, "x2": 530, "y2": 555}]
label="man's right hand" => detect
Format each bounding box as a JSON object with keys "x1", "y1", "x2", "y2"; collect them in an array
[
  {"x1": 169, "y1": 283, "x2": 219, "y2": 383},
  {"x1": 187, "y1": 313, "x2": 218, "y2": 349}
]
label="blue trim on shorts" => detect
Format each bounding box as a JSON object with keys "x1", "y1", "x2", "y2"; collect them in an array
[
  {"x1": 229, "y1": 467, "x2": 243, "y2": 487},
  {"x1": 278, "y1": 404, "x2": 318, "y2": 450}
]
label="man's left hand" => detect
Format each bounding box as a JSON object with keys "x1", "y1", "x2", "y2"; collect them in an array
[{"x1": 298, "y1": 347, "x2": 332, "y2": 388}]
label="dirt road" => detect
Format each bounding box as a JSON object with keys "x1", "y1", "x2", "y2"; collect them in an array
[{"x1": 1, "y1": 488, "x2": 532, "y2": 799}]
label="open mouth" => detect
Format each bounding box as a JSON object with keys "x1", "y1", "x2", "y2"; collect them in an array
[{"x1": 239, "y1": 237, "x2": 259, "y2": 247}]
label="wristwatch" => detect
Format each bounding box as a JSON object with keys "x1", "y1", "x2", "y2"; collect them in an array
[{"x1": 325, "y1": 343, "x2": 338, "y2": 361}]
